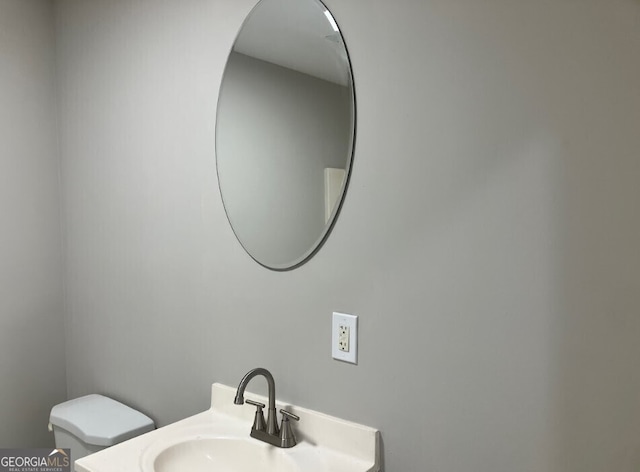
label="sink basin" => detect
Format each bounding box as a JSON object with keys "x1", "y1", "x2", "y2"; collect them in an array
[{"x1": 152, "y1": 437, "x2": 297, "y2": 472}]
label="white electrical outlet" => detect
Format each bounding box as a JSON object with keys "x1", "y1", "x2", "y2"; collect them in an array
[
  {"x1": 332, "y1": 312, "x2": 357, "y2": 364},
  {"x1": 338, "y1": 324, "x2": 350, "y2": 352}
]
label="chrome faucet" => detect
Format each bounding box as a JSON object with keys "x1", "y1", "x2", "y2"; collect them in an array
[{"x1": 234, "y1": 367, "x2": 299, "y2": 448}]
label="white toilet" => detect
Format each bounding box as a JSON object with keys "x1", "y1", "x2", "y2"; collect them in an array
[{"x1": 49, "y1": 394, "x2": 155, "y2": 466}]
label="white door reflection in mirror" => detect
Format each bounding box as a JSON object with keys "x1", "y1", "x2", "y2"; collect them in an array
[{"x1": 324, "y1": 168, "x2": 346, "y2": 224}]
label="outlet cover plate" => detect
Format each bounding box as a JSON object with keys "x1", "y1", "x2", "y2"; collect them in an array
[{"x1": 332, "y1": 312, "x2": 358, "y2": 364}]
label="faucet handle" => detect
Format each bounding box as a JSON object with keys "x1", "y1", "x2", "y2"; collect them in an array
[
  {"x1": 246, "y1": 399, "x2": 266, "y2": 432},
  {"x1": 280, "y1": 409, "x2": 299, "y2": 422},
  {"x1": 246, "y1": 399, "x2": 265, "y2": 408},
  {"x1": 279, "y1": 409, "x2": 299, "y2": 448}
]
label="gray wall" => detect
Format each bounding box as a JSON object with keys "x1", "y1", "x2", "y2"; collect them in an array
[
  {"x1": 54, "y1": 0, "x2": 640, "y2": 471},
  {"x1": 0, "y1": 0, "x2": 66, "y2": 447},
  {"x1": 217, "y1": 52, "x2": 351, "y2": 267}
]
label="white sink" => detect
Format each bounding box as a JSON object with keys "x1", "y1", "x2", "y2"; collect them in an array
[
  {"x1": 75, "y1": 383, "x2": 380, "y2": 472},
  {"x1": 152, "y1": 437, "x2": 298, "y2": 472}
]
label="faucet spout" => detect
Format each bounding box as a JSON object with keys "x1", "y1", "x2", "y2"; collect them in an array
[{"x1": 234, "y1": 367, "x2": 279, "y2": 435}]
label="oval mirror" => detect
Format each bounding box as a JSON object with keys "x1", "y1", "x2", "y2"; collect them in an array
[{"x1": 216, "y1": 0, "x2": 355, "y2": 270}]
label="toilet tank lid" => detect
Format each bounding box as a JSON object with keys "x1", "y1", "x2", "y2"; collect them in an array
[{"x1": 49, "y1": 394, "x2": 155, "y2": 447}]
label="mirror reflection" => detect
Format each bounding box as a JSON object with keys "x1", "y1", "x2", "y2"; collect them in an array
[{"x1": 216, "y1": 0, "x2": 355, "y2": 270}]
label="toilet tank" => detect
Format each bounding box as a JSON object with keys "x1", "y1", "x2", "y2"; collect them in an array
[{"x1": 49, "y1": 394, "x2": 155, "y2": 467}]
